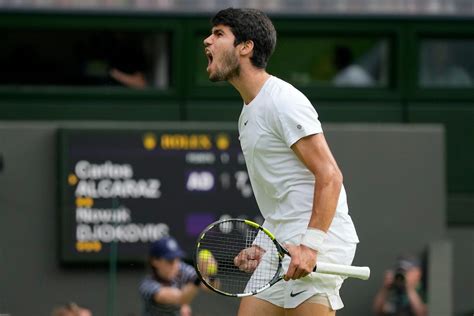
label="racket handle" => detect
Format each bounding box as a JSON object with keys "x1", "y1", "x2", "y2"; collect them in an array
[{"x1": 314, "y1": 262, "x2": 371, "y2": 280}]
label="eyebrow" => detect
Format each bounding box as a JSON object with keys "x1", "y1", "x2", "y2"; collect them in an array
[{"x1": 211, "y1": 27, "x2": 225, "y2": 34}]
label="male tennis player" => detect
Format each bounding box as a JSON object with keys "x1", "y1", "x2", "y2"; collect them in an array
[{"x1": 204, "y1": 8, "x2": 359, "y2": 316}]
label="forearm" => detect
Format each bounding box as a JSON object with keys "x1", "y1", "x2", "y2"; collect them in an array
[
  {"x1": 153, "y1": 283, "x2": 199, "y2": 305},
  {"x1": 307, "y1": 173, "x2": 342, "y2": 231},
  {"x1": 372, "y1": 288, "x2": 390, "y2": 315},
  {"x1": 406, "y1": 288, "x2": 427, "y2": 316},
  {"x1": 180, "y1": 304, "x2": 192, "y2": 316},
  {"x1": 109, "y1": 69, "x2": 147, "y2": 89},
  {"x1": 179, "y1": 283, "x2": 200, "y2": 305}
]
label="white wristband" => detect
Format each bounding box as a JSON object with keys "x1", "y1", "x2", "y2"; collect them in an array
[{"x1": 301, "y1": 228, "x2": 327, "y2": 252}]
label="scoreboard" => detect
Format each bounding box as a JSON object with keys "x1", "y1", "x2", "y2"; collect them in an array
[{"x1": 58, "y1": 126, "x2": 261, "y2": 263}]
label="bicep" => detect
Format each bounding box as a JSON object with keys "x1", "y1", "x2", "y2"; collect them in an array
[{"x1": 291, "y1": 133, "x2": 341, "y2": 179}]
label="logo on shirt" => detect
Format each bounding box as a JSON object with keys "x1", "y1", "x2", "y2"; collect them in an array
[
  {"x1": 290, "y1": 289, "x2": 307, "y2": 297},
  {"x1": 297, "y1": 124, "x2": 302, "y2": 130},
  {"x1": 244, "y1": 120, "x2": 249, "y2": 126}
]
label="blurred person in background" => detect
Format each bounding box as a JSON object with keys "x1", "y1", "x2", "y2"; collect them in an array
[
  {"x1": 332, "y1": 45, "x2": 375, "y2": 87},
  {"x1": 420, "y1": 41, "x2": 472, "y2": 87},
  {"x1": 51, "y1": 302, "x2": 92, "y2": 316},
  {"x1": 373, "y1": 254, "x2": 427, "y2": 316},
  {"x1": 139, "y1": 236, "x2": 203, "y2": 316}
]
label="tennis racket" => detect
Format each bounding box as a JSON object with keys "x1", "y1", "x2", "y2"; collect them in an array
[{"x1": 194, "y1": 218, "x2": 370, "y2": 297}]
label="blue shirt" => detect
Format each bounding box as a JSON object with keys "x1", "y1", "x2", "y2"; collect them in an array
[{"x1": 139, "y1": 262, "x2": 197, "y2": 316}]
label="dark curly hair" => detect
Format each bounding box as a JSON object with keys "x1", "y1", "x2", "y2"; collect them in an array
[{"x1": 211, "y1": 8, "x2": 277, "y2": 69}]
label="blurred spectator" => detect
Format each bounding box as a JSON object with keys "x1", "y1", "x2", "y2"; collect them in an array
[
  {"x1": 420, "y1": 41, "x2": 472, "y2": 87},
  {"x1": 107, "y1": 32, "x2": 149, "y2": 89},
  {"x1": 332, "y1": 45, "x2": 375, "y2": 87},
  {"x1": 51, "y1": 302, "x2": 92, "y2": 316},
  {"x1": 139, "y1": 236, "x2": 202, "y2": 316},
  {"x1": 373, "y1": 254, "x2": 427, "y2": 316}
]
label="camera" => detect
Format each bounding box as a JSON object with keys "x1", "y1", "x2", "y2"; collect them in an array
[
  {"x1": 392, "y1": 255, "x2": 420, "y2": 291},
  {"x1": 393, "y1": 267, "x2": 406, "y2": 289}
]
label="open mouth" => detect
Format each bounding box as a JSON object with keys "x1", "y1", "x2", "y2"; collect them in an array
[{"x1": 205, "y1": 50, "x2": 213, "y2": 67}]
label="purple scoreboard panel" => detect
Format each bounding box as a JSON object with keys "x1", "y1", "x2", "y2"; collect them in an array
[{"x1": 58, "y1": 126, "x2": 261, "y2": 263}]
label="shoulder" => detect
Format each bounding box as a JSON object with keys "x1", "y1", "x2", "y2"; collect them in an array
[
  {"x1": 266, "y1": 76, "x2": 310, "y2": 105},
  {"x1": 140, "y1": 275, "x2": 157, "y2": 285},
  {"x1": 264, "y1": 77, "x2": 315, "y2": 119},
  {"x1": 178, "y1": 261, "x2": 197, "y2": 279},
  {"x1": 139, "y1": 275, "x2": 161, "y2": 298},
  {"x1": 265, "y1": 76, "x2": 313, "y2": 114},
  {"x1": 448, "y1": 66, "x2": 472, "y2": 83}
]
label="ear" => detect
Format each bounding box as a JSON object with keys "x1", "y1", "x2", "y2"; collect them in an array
[
  {"x1": 150, "y1": 257, "x2": 160, "y2": 268},
  {"x1": 239, "y1": 40, "x2": 254, "y2": 56}
]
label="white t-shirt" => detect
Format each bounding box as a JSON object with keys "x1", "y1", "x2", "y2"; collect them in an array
[{"x1": 238, "y1": 76, "x2": 359, "y2": 243}]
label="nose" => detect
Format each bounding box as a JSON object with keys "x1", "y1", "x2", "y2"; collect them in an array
[{"x1": 203, "y1": 34, "x2": 212, "y2": 47}]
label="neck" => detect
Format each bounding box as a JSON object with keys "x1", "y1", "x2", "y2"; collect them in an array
[{"x1": 229, "y1": 67, "x2": 271, "y2": 105}]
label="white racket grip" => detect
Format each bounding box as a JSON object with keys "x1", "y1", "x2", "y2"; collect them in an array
[{"x1": 314, "y1": 262, "x2": 370, "y2": 280}]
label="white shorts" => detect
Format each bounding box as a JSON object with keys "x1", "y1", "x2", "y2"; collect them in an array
[{"x1": 253, "y1": 231, "x2": 357, "y2": 310}]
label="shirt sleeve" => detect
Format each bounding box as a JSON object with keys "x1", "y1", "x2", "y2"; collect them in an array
[
  {"x1": 178, "y1": 262, "x2": 198, "y2": 284},
  {"x1": 139, "y1": 277, "x2": 161, "y2": 302},
  {"x1": 272, "y1": 93, "x2": 323, "y2": 147}
]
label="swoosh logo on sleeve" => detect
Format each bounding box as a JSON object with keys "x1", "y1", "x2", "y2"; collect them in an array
[{"x1": 290, "y1": 289, "x2": 307, "y2": 297}]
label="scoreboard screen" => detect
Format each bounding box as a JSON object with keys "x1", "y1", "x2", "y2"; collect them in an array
[{"x1": 58, "y1": 125, "x2": 260, "y2": 263}]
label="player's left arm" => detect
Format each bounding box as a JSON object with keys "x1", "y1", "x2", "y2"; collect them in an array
[{"x1": 285, "y1": 132, "x2": 343, "y2": 280}]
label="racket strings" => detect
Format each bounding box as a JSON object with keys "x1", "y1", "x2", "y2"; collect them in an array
[{"x1": 197, "y1": 221, "x2": 280, "y2": 295}]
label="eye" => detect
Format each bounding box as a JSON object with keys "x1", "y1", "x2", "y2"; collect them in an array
[{"x1": 213, "y1": 30, "x2": 224, "y2": 37}]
